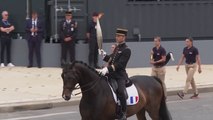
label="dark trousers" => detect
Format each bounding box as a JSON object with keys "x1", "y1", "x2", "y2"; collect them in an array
[
  {"x1": 116, "y1": 78, "x2": 127, "y2": 113},
  {"x1": 28, "y1": 36, "x2": 42, "y2": 67},
  {"x1": 0, "y1": 38, "x2": 12, "y2": 63},
  {"x1": 89, "y1": 39, "x2": 98, "y2": 67},
  {"x1": 61, "y1": 41, "x2": 75, "y2": 64}
]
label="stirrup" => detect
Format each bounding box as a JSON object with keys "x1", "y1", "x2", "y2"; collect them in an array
[{"x1": 118, "y1": 112, "x2": 126, "y2": 120}]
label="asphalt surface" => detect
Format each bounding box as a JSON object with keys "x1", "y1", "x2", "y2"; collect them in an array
[{"x1": 0, "y1": 92, "x2": 213, "y2": 120}]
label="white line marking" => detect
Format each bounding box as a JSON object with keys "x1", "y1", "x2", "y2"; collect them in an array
[{"x1": 2, "y1": 111, "x2": 77, "y2": 120}]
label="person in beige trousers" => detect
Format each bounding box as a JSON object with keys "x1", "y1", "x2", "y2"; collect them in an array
[
  {"x1": 177, "y1": 38, "x2": 202, "y2": 99},
  {"x1": 150, "y1": 36, "x2": 167, "y2": 98}
]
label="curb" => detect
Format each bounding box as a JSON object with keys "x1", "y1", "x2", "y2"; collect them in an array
[
  {"x1": 167, "y1": 85, "x2": 213, "y2": 96},
  {"x1": 0, "y1": 86, "x2": 213, "y2": 113},
  {"x1": 0, "y1": 97, "x2": 80, "y2": 113}
]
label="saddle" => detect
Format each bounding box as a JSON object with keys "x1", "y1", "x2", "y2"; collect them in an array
[
  {"x1": 107, "y1": 78, "x2": 139, "y2": 106},
  {"x1": 108, "y1": 78, "x2": 132, "y2": 94}
]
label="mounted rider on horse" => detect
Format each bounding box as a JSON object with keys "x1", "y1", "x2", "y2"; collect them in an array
[{"x1": 99, "y1": 28, "x2": 130, "y2": 120}]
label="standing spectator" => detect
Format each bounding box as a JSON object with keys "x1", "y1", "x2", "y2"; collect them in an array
[
  {"x1": 86, "y1": 12, "x2": 100, "y2": 68},
  {"x1": 177, "y1": 38, "x2": 202, "y2": 99},
  {"x1": 0, "y1": 11, "x2": 15, "y2": 67},
  {"x1": 150, "y1": 36, "x2": 167, "y2": 97},
  {"x1": 59, "y1": 11, "x2": 77, "y2": 66},
  {"x1": 110, "y1": 44, "x2": 117, "y2": 54},
  {"x1": 25, "y1": 11, "x2": 44, "y2": 68}
]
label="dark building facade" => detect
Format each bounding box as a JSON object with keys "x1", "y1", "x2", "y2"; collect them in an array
[
  {"x1": 0, "y1": 0, "x2": 213, "y2": 67},
  {"x1": 0, "y1": 0, "x2": 213, "y2": 41}
]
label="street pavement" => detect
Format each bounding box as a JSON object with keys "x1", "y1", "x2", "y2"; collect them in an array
[
  {"x1": 0, "y1": 65, "x2": 213, "y2": 113},
  {"x1": 0, "y1": 92, "x2": 213, "y2": 120}
]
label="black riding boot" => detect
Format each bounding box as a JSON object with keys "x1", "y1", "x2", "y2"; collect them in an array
[{"x1": 117, "y1": 96, "x2": 127, "y2": 120}]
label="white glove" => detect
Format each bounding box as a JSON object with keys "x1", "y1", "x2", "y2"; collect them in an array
[
  {"x1": 170, "y1": 52, "x2": 175, "y2": 61},
  {"x1": 98, "y1": 49, "x2": 107, "y2": 57},
  {"x1": 99, "y1": 67, "x2": 109, "y2": 76}
]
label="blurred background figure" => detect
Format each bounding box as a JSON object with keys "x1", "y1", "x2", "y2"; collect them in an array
[
  {"x1": 110, "y1": 44, "x2": 117, "y2": 53},
  {"x1": 150, "y1": 36, "x2": 167, "y2": 97},
  {"x1": 177, "y1": 38, "x2": 202, "y2": 99},
  {"x1": 86, "y1": 12, "x2": 101, "y2": 69},
  {"x1": 25, "y1": 11, "x2": 44, "y2": 68},
  {"x1": 59, "y1": 11, "x2": 77, "y2": 66},
  {"x1": 102, "y1": 44, "x2": 117, "y2": 68},
  {"x1": 0, "y1": 11, "x2": 15, "y2": 67}
]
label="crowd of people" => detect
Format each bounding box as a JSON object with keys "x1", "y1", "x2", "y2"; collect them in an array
[
  {"x1": 0, "y1": 10, "x2": 101, "y2": 68},
  {"x1": 0, "y1": 11, "x2": 44, "y2": 68}
]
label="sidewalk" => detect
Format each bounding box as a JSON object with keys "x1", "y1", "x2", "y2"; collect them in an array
[{"x1": 0, "y1": 65, "x2": 213, "y2": 112}]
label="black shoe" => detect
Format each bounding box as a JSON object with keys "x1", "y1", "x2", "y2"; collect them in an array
[
  {"x1": 27, "y1": 65, "x2": 33, "y2": 68},
  {"x1": 38, "y1": 66, "x2": 42, "y2": 68},
  {"x1": 177, "y1": 92, "x2": 184, "y2": 99},
  {"x1": 190, "y1": 93, "x2": 199, "y2": 99}
]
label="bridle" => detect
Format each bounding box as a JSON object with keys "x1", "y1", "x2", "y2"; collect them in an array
[{"x1": 64, "y1": 75, "x2": 105, "y2": 96}]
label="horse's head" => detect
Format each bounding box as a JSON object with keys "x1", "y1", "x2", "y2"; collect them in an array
[
  {"x1": 61, "y1": 63, "x2": 80, "y2": 101},
  {"x1": 61, "y1": 61, "x2": 101, "y2": 101}
]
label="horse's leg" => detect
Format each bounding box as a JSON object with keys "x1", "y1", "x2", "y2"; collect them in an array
[
  {"x1": 146, "y1": 105, "x2": 160, "y2": 120},
  {"x1": 136, "y1": 108, "x2": 147, "y2": 120}
]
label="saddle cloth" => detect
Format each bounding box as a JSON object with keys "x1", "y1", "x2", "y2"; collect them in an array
[{"x1": 108, "y1": 81, "x2": 139, "y2": 106}]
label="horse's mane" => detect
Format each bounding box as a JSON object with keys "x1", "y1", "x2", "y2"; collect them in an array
[{"x1": 68, "y1": 61, "x2": 102, "y2": 77}]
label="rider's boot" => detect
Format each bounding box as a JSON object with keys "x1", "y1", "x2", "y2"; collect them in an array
[{"x1": 118, "y1": 95, "x2": 127, "y2": 120}]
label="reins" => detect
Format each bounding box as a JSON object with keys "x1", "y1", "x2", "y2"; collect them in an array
[{"x1": 72, "y1": 76, "x2": 106, "y2": 96}]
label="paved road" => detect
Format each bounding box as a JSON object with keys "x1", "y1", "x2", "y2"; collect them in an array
[{"x1": 0, "y1": 92, "x2": 213, "y2": 120}]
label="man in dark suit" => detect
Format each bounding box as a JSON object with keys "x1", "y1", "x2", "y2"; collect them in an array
[
  {"x1": 25, "y1": 11, "x2": 44, "y2": 68},
  {"x1": 59, "y1": 11, "x2": 77, "y2": 65},
  {"x1": 99, "y1": 28, "x2": 131, "y2": 120}
]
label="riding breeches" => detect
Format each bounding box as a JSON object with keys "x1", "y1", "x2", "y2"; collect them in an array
[{"x1": 116, "y1": 79, "x2": 127, "y2": 112}]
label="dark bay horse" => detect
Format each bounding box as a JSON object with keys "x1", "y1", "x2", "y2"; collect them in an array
[{"x1": 61, "y1": 61, "x2": 172, "y2": 120}]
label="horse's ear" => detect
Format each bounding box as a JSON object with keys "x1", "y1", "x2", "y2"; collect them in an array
[
  {"x1": 61, "y1": 61, "x2": 72, "y2": 69},
  {"x1": 61, "y1": 60, "x2": 67, "y2": 69},
  {"x1": 68, "y1": 62, "x2": 73, "y2": 69}
]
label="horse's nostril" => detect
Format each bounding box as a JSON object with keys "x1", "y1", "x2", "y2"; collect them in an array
[
  {"x1": 62, "y1": 94, "x2": 66, "y2": 99},
  {"x1": 65, "y1": 96, "x2": 71, "y2": 101}
]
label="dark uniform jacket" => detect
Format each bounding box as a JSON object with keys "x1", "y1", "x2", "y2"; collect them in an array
[
  {"x1": 103, "y1": 43, "x2": 131, "y2": 80},
  {"x1": 59, "y1": 20, "x2": 77, "y2": 43},
  {"x1": 25, "y1": 18, "x2": 44, "y2": 40}
]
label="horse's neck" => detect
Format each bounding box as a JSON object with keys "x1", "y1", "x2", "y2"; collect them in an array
[
  {"x1": 75, "y1": 64, "x2": 110, "y2": 96},
  {"x1": 78, "y1": 69, "x2": 102, "y2": 95}
]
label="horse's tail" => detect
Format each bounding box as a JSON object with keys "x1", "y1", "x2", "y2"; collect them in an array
[
  {"x1": 153, "y1": 77, "x2": 173, "y2": 120},
  {"x1": 159, "y1": 95, "x2": 172, "y2": 120}
]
